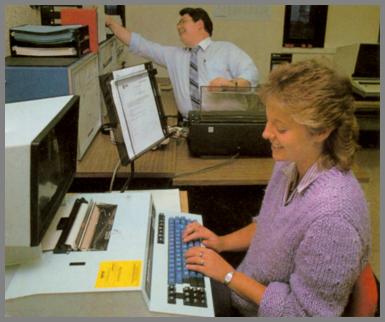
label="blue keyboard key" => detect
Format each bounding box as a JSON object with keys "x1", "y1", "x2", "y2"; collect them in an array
[{"x1": 168, "y1": 215, "x2": 204, "y2": 286}]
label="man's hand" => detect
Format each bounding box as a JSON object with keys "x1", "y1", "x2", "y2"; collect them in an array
[
  {"x1": 208, "y1": 77, "x2": 251, "y2": 91},
  {"x1": 105, "y1": 14, "x2": 114, "y2": 28},
  {"x1": 208, "y1": 77, "x2": 235, "y2": 88},
  {"x1": 104, "y1": 15, "x2": 132, "y2": 45}
]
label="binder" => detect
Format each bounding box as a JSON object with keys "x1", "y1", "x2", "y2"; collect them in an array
[
  {"x1": 40, "y1": 5, "x2": 83, "y2": 25},
  {"x1": 61, "y1": 8, "x2": 99, "y2": 53}
]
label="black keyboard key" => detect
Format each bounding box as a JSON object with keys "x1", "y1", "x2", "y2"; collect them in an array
[{"x1": 167, "y1": 285, "x2": 176, "y2": 304}]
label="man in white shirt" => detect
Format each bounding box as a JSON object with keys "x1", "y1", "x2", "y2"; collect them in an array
[{"x1": 106, "y1": 7, "x2": 259, "y2": 119}]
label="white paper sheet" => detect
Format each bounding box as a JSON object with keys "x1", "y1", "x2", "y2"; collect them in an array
[{"x1": 111, "y1": 73, "x2": 164, "y2": 157}]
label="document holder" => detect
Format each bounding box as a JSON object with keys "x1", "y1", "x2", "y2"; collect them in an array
[{"x1": 99, "y1": 62, "x2": 169, "y2": 166}]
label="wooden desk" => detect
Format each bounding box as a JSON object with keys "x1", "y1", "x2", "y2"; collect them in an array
[
  {"x1": 78, "y1": 135, "x2": 370, "y2": 185},
  {"x1": 354, "y1": 100, "x2": 380, "y2": 110},
  {"x1": 173, "y1": 139, "x2": 274, "y2": 186},
  {"x1": 172, "y1": 139, "x2": 370, "y2": 186},
  {"x1": 76, "y1": 88, "x2": 370, "y2": 185},
  {"x1": 76, "y1": 132, "x2": 177, "y2": 178},
  {"x1": 76, "y1": 84, "x2": 180, "y2": 179},
  {"x1": 354, "y1": 100, "x2": 380, "y2": 131},
  {"x1": 179, "y1": 190, "x2": 189, "y2": 212}
]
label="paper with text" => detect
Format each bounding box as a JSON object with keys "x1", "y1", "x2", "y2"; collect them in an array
[
  {"x1": 95, "y1": 260, "x2": 142, "y2": 288},
  {"x1": 111, "y1": 72, "x2": 164, "y2": 159}
]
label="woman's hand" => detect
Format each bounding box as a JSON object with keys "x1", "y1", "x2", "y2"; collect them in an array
[
  {"x1": 184, "y1": 246, "x2": 234, "y2": 283},
  {"x1": 183, "y1": 221, "x2": 223, "y2": 252}
]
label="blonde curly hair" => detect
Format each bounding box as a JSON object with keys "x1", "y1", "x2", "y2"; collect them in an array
[{"x1": 259, "y1": 59, "x2": 359, "y2": 171}]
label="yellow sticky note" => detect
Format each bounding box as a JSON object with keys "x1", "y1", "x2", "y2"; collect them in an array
[{"x1": 95, "y1": 260, "x2": 142, "y2": 288}]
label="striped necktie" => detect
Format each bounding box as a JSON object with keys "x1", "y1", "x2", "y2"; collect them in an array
[{"x1": 189, "y1": 46, "x2": 200, "y2": 109}]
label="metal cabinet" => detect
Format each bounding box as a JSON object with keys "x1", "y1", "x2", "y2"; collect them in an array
[
  {"x1": 5, "y1": 53, "x2": 101, "y2": 160},
  {"x1": 98, "y1": 36, "x2": 128, "y2": 117}
]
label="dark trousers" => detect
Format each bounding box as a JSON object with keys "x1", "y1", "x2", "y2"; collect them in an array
[{"x1": 211, "y1": 279, "x2": 242, "y2": 317}]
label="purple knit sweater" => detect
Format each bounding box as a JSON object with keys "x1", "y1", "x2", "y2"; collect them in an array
[{"x1": 231, "y1": 161, "x2": 371, "y2": 317}]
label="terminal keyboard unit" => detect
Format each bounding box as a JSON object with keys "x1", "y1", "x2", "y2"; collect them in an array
[{"x1": 149, "y1": 212, "x2": 214, "y2": 316}]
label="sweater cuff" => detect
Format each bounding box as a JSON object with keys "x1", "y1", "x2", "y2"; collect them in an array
[{"x1": 258, "y1": 282, "x2": 288, "y2": 317}]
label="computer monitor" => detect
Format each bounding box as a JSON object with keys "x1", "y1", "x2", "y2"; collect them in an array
[
  {"x1": 352, "y1": 43, "x2": 379, "y2": 78},
  {"x1": 99, "y1": 62, "x2": 168, "y2": 167},
  {"x1": 5, "y1": 95, "x2": 79, "y2": 266},
  {"x1": 335, "y1": 43, "x2": 380, "y2": 79}
]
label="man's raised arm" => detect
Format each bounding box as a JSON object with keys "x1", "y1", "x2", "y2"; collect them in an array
[{"x1": 105, "y1": 14, "x2": 132, "y2": 45}]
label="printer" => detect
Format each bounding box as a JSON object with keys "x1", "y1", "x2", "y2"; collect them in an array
[{"x1": 187, "y1": 86, "x2": 270, "y2": 157}]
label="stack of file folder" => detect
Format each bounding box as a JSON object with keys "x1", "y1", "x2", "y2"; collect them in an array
[{"x1": 10, "y1": 24, "x2": 90, "y2": 57}]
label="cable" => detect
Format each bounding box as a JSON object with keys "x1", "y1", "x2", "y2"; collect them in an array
[
  {"x1": 164, "y1": 115, "x2": 179, "y2": 119},
  {"x1": 120, "y1": 161, "x2": 135, "y2": 193},
  {"x1": 109, "y1": 158, "x2": 121, "y2": 192},
  {"x1": 174, "y1": 152, "x2": 240, "y2": 178}
]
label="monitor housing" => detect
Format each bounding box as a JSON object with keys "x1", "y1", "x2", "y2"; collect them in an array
[
  {"x1": 334, "y1": 43, "x2": 380, "y2": 98},
  {"x1": 335, "y1": 43, "x2": 379, "y2": 79},
  {"x1": 5, "y1": 95, "x2": 79, "y2": 265}
]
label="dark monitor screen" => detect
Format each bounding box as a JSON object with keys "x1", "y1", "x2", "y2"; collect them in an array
[
  {"x1": 353, "y1": 44, "x2": 380, "y2": 78},
  {"x1": 31, "y1": 97, "x2": 79, "y2": 245}
]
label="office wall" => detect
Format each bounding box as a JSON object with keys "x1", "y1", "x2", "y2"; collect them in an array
[
  {"x1": 5, "y1": 4, "x2": 380, "y2": 82},
  {"x1": 122, "y1": 4, "x2": 379, "y2": 81},
  {"x1": 5, "y1": 5, "x2": 41, "y2": 56}
]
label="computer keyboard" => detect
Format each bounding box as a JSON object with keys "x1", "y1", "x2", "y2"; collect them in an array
[
  {"x1": 167, "y1": 216, "x2": 204, "y2": 285},
  {"x1": 149, "y1": 211, "x2": 214, "y2": 316},
  {"x1": 157, "y1": 214, "x2": 207, "y2": 308}
]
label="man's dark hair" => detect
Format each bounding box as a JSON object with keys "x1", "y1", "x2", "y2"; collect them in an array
[{"x1": 179, "y1": 7, "x2": 213, "y2": 36}]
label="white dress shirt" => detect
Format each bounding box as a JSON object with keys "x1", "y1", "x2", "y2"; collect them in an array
[{"x1": 129, "y1": 33, "x2": 259, "y2": 118}]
